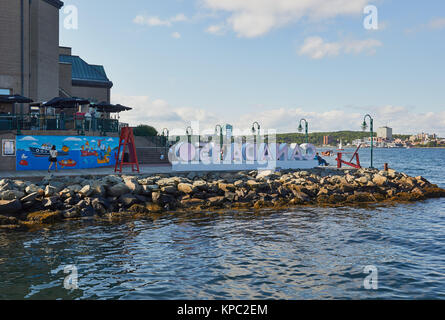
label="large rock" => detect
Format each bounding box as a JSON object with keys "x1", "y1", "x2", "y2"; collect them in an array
[
  {"x1": 193, "y1": 180, "x2": 208, "y2": 191},
  {"x1": 44, "y1": 185, "x2": 57, "y2": 197},
  {"x1": 79, "y1": 185, "x2": 94, "y2": 197},
  {"x1": 0, "y1": 199, "x2": 22, "y2": 214},
  {"x1": 177, "y1": 183, "x2": 195, "y2": 194},
  {"x1": 161, "y1": 185, "x2": 177, "y2": 194},
  {"x1": 92, "y1": 184, "x2": 106, "y2": 197},
  {"x1": 42, "y1": 196, "x2": 61, "y2": 209},
  {"x1": 124, "y1": 178, "x2": 142, "y2": 194},
  {"x1": 256, "y1": 170, "x2": 276, "y2": 180},
  {"x1": 107, "y1": 183, "x2": 131, "y2": 197},
  {"x1": 156, "y1": 177, "x2": 179, "y2": 187},
  {"x1": 25, "y1": 184, "x2": 40, "y2": 194},
  {"x1": 118, "y1": 194, "x2": 138, "y2": 207},
  {"x1": 1, "y1": 190, "x2": 25, "y2": 200},
  {"x1": 20, "y1": 192, "x2": 39, "y2": 204},
  {"x1": 218, "y1": 183, "x2": 236, "y2": 192},
  {"x1": 102, "y1": 175, "x2": 123, "y2": 185},
  {"x1": 141, "y1": 185, "x2": 156, "y2": 196},
  {"x1": 372, "y1": 174, "x2": 388, "y2": 186},
  {"x1": 67, "y1": 184, "x2": 82, "y2": 193}
]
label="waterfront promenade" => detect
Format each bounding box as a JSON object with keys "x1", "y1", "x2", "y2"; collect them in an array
[{"x1": 0, "y1": 164, "x2": 173, "y2": 179}]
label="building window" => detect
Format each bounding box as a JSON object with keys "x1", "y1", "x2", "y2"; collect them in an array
[
  {"x1": 2, "y1": 139, "x2": 16, "y2": 156},
  {"x1": 0, "y1": 88, "x2": 11, "y2": 95}
]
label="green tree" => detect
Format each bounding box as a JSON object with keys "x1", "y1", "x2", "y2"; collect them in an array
[{"x1": 133, "y1": 125, "x2": 158, "y2": 137}]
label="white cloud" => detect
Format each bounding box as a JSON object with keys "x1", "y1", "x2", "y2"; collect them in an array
[
  {"x1": 112, "y1": 93, "x2": 445, "y2": 136},
  {"x1": 428, "y1": 17, "x2": 445, "y2": 30},
  {"x1": 171, "y1": 31, "x2": 181, "y2": 39},
  {"x1": 133, "y1": 13, "x2": 188, "y2": 27},
  {"x1": 202, "y1": 0, "x2": 369, "y2": 38},
  {"x1": 206, "y1": 24, "x2": 226, "y2": 35},
  {"x1": 406, "y1": 17, "x2": 445, "y2": 34},
  {"x1": 111, "y1": 94, "x2": 220, "y2": 133},
  {"x1": 298, "y1": 36, "x2": 382, "y2": 59},
  {"x1": 64, "y1": 137, "x2": 83, "y2": 142},
  {"x1": 19, "y1": 136, "x2": 38, "y2": 141}
]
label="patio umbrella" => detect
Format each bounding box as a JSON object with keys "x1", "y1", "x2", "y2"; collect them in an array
[
  {"x1": 114, "y1": 104, "x2": 132, "y2": 112},
  {"x1": 91, "y1": 101, "x2": 115, "y2": 112},
  {"x1": 42, "y1": 97, "x2": 90, "y2": 108},
  {"x1": 0, "y1": 94, "x2": 33, "y2": 104},
  {"x1": 92, "y1": 102, "x2": 132, "y2": 113}
]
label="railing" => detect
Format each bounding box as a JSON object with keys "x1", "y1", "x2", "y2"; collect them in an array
[{"x1": 0, "y1": 114, "x2": 120, "y2": 135}]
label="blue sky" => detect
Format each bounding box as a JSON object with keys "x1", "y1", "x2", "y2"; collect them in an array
[{"x1": 60, "y1": 0, "x2": 445, "y2": 135}]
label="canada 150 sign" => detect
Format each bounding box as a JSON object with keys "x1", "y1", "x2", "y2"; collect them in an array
[{"x1": 168, "y1": 142, "x2": 319, "y2": 171}]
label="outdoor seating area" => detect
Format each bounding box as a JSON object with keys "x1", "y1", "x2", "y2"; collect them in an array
[{"x1": 0, "y1": 95, "x2": 131, "y2": 135}]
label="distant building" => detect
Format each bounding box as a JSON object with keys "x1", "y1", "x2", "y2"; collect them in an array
[
  {"x1": 377, "y1": 126, "x2": 393, "y2": 140},
  {"x1": 323, "y1": 135, "x2": 334, "y2": 145}
]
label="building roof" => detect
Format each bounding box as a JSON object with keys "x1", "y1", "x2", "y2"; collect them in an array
[
  {"x1": 43, "y1": 0, "x2": 64, "y2": 9},
  {"x1": 59, "y1": 55, "x2": 113, "y2": 89}
]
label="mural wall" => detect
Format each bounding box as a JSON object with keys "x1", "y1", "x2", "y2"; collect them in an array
[{"x1": 16, "y1": 135, "x2": 120, "y2": 171}]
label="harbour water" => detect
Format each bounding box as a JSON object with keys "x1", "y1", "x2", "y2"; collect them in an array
[{"x1": 0, "y1": 148, "x2": 444, "y2": 299}]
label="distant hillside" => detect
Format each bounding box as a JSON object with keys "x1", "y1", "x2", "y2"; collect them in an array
[{"x1": 276, "y1": 131, "x2": 377, "y2": 146}]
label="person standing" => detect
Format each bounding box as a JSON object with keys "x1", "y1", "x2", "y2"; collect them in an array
[{"x1": 48, "y1": 145, "x2": 58, "y2": 173}]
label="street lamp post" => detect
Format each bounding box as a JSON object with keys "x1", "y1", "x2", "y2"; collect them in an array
[
  {"x1": 186, "y1": 126, "x2": 193, "y2": 162},
  {"x1": 215, "y1": 124, "x2": 223, "y2": 148},
  {"x1": 252, "y1": 122, "x2": 260, "y2": 162},
  {"x1": 298, "y1": 118, "x2": 309, "y2": 144},
  {"x1": 162, "y1": 128, "x2": 169, "y2": 155},
  {"x1": 362, "y1": 114, "x2": 374, "y2": 168}
]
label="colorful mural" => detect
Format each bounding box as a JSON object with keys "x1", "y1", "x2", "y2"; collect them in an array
[{"x1": 16, "y1": 135, "x2": 119, "y2": 171}]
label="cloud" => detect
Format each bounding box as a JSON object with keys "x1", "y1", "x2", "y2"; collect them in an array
[
  {"x1": 19, "y1": 136, "x2": 38, "y2": 141},
  {"x1": 171, "y1": 31, "x2": 181, "y2": 39},
  {"x1": 298, "y1": 36, "x2": 382, "y2": 59},
  {"x1": 206, "y1": 24, "x2": 226, "y2": 35},
  {"x1": 406, "y1": 17, "x2": 445, "y2": 34},
  {"x1": 133, "y1": 13, "x2": 188, "y2": 27},
  {"x1": 111, "y1": 94, "x2": 220, "y2": 133},
  {"x1": 64, "y1": 137, "x2": 83, "y2": 142},
  {"x1": 428, "y1": 17, "x2": 445, "y2": 30},
  {"x1": 202, "y1": 0, "x2": 369, "y2": 38},
  {"x1": 112, "y1": 93, "x2": 445, "y2": 136}
]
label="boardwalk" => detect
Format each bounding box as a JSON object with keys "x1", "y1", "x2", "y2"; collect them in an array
[{"x1": 0, "y1": 164, "x2": 173, "y2": 179}]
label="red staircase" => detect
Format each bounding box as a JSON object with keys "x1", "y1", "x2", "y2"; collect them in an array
[{"x1": 115, "y1": 127, "x2": 140, "y2": 173}]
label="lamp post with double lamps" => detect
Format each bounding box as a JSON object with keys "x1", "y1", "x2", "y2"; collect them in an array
[{"x1": 362, "y1": 114, "x2": 374, "y2": 168}]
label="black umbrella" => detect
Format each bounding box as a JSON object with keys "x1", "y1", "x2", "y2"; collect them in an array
[
  {"x1": 91, "y1": 101, "x2": 114, "y2": 112},
  {"x1": 0, "y1": 94, "x2": 33, "y2": 104},
  {"x1": 92, "y1": 102, "x2": 132, "y2": 113},
  {"x1": 114, "y1": 104, "x2": 132, "y2": 112},
  {"x1": 42, "y1": 97, "x2": 90, "y2": 108}
]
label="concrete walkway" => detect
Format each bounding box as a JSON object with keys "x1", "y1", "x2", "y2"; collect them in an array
[{"x1": 0, "y1": 164, "x2": 174, "y2": 179}]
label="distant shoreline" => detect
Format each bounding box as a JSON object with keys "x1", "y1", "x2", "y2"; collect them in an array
[{"x1": 316, "y1": 146, "x2": 445, "y2": 149}]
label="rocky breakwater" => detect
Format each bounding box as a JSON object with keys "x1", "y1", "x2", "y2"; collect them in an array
[{"x1": 1, "y1": 168, "x2": 445, "y2": 230}]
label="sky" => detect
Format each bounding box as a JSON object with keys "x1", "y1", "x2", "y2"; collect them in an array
[{"x1": 59, "y1": 0, "x2": 445, "y2": 135}]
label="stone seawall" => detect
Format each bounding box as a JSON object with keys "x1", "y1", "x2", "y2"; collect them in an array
[{"x1": 1, "y1": 168, "x2": 445, "y2": 230}]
